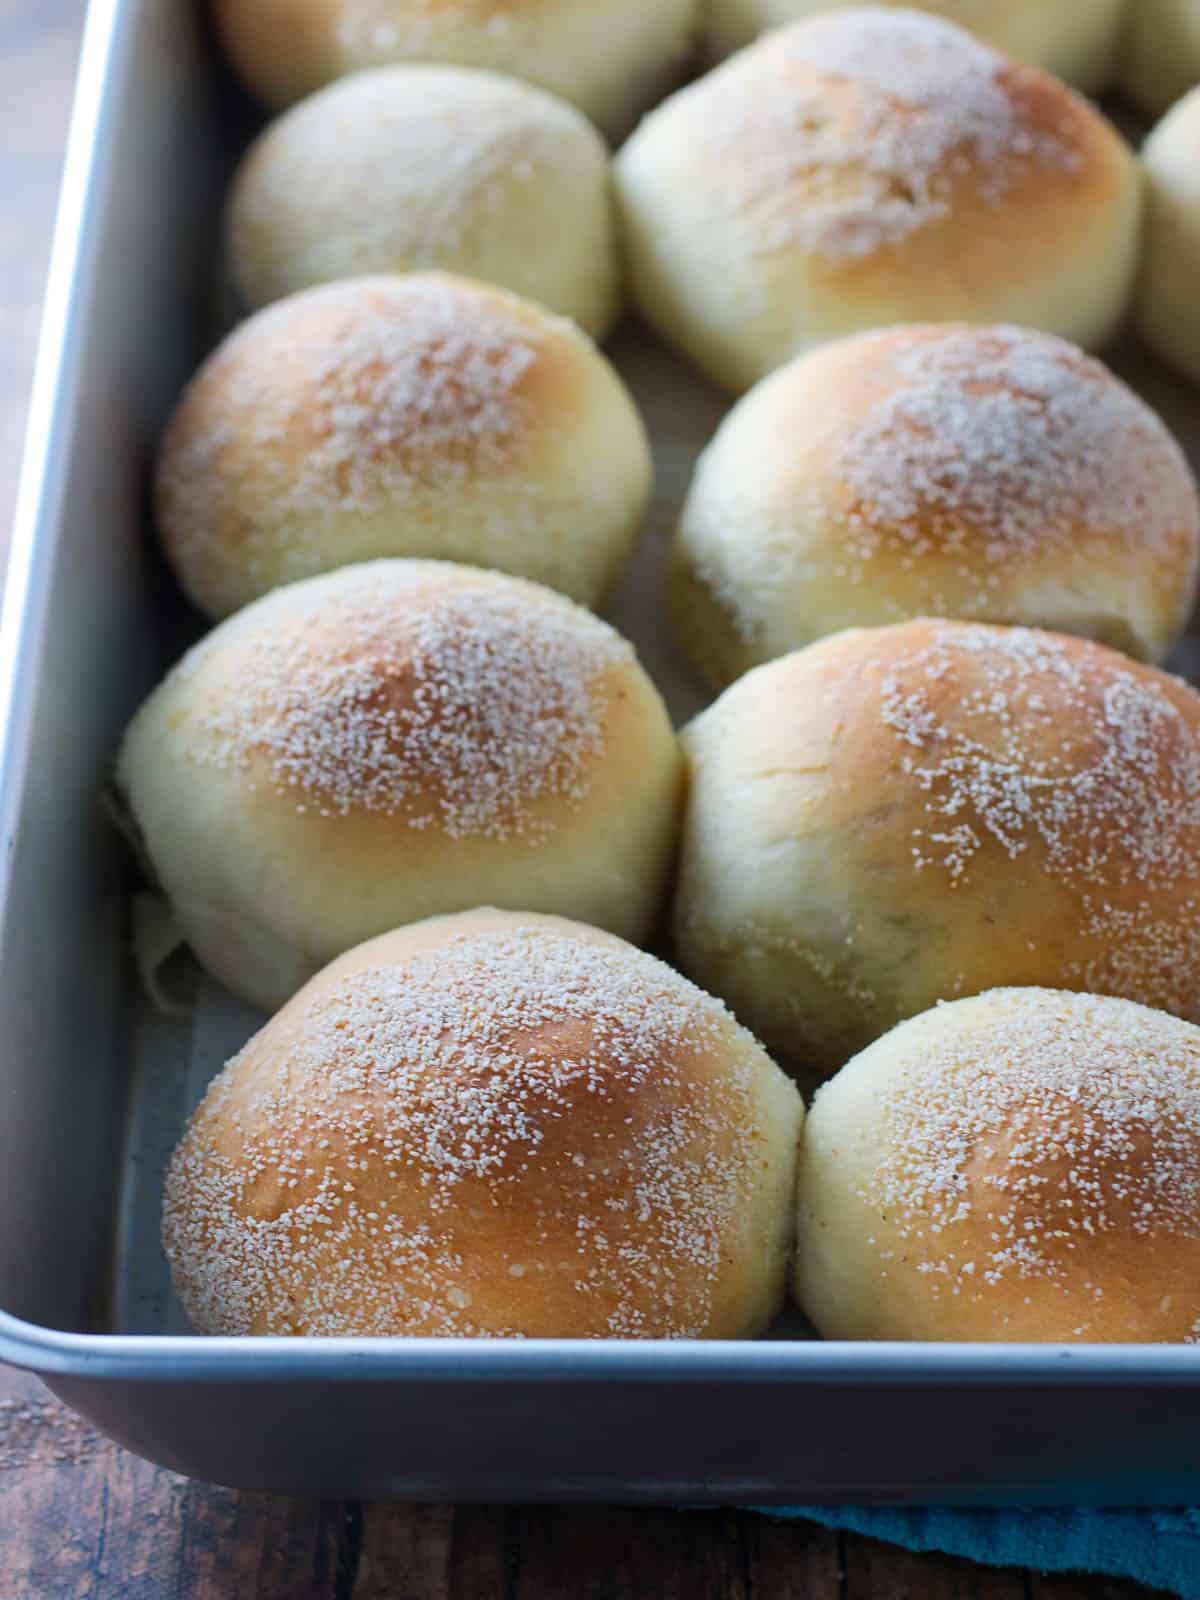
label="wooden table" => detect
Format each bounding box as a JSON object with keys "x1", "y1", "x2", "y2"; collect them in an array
[{"x1": 0, "y1": 3, "x2": 1175, "y2": 1595}]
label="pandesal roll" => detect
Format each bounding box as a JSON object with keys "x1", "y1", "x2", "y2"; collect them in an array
[
  {"x1": 673, "y1": 619, "x2": 1200, "y2": 1076},
  {"x1": 117, "y1": 562, "x2": 681, "y2": 1012},
  {"x1": 227, "y1": 65, "x2": 620, "y2": 337},
  {"x1": 670, "y1": 323, "x2": 1199, "y2": 686},
  {"x1": 797, "y1": 988, "x2": 1200, "y2": 1343},
  {"x1": 705, "y1": 0, "x2": 1125, "y2": 91},
  {"x1": 616, "y1": 8, "x2": 1142, "y2": 391},
  {"x1": 162, "y1": 909, "x2": 804, "y2": 1339},
  {"x1": 212, "y1": 0, "x2": 699, "y2": 141},
  {"x1": 156, "y1": 275, "x2": 652, "y2": 620},
  {"x1": 1136, "y1": 89, "x2": 1200, "y2": 391}
]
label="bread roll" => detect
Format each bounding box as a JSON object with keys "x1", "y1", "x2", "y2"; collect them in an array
[
  {"x1": 162, "y1": 909, "x2": 804, "y2": 1338},
  {"x1": 796, "y1": 988, "x2": 1200, "y2": 1343},
  {"x1": 671, "y1": 324, "x2": 1200, "y2": 687},
  {"x1": 156, "y1": 275, "x2": 651, "y2": 620},
  {"x1": 117, "y1": 562, "x2": 681, "y2": 1012},
  {"x1": 1136, "y1": 90, "x2": 1200, "y2": 391},
  {"x1": 227, "y1": 66, "x2": 619, "y2": 337},
  {"x1": 212, "y1": 0, "x2": 699, "y2": 141},
  {"x1": 706, "y1": 0, "x2": 1125, "y2": 91},
  {"x1": 673, "y1": 619, "x2": 1200, "y2": 1078},
  {"x1": 1119, "y1": 0, "x2": 1200, "y2": 119},
  {"x1": 616, "y1": 8, "x2": 1142, "y2": 392}
]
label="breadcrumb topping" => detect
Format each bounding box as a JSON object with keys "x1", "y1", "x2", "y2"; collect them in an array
[
  {"x1": 190, "y1": 564, "x2": 629, "y2": 839},
  {"x1": 849, "y1": 991, "x2": 1200, "y2": 1332},
  {"x1": 704, "y1": 8, "x2": 1084, "y2": 262},
  {"x1": 163, "y1": 923, "x2": 777, "y2": 1338}
]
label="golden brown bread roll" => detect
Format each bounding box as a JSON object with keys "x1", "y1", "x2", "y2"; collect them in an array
[
  {"x1": 616, "y1": 8, "x2": 1142, "y2": 392},
  {"x1": 1136, "y1": 89, "x2": 1200, "y2": 391},
  {"x1": 118, "y1": 562, "x2": 681, "y2": 1012},
  {"x1": 670, "y1": 324, "x2": 1200, "y2": 687},
  {"x1": 673, "y1": 619, "x2": 1200, "y2": 1077},
  {"x1": 796, "y1": 988, "x2": 1200, "y2": 1343},
  {"x1": 156, "y1": 274, "x2": 652, "y2": 620},
  {"x1": 162, "y1": 910, "x2": 805, "y2": 1338},
  {"x1": 212, "y1": 0, "x2": 699, "y2": 141},
  {"x1": 227, "y1": 65, "x2": 620, "y2": 336},
  {"x1": 705, "y1": 0, "x2": 1126, "y2": 91}
]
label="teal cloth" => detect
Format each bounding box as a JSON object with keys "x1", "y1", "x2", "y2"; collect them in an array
[{"x1": 751, "y1": 1507, "x2": 1200, "y2": 1597}]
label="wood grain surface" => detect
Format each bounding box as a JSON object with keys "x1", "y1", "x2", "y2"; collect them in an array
[{"x1": 0, "y1": 2, "x2": 1176, "y2": 1595}]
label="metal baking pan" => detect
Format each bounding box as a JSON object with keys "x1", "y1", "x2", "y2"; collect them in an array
[{"x1": 4, "y1": 0, "x2": 1200, "y2": 1503}]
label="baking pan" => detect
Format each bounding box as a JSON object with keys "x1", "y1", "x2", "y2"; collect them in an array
[{"x1": 4, "y1": 0, "x2": 1200, "y2": 1503}]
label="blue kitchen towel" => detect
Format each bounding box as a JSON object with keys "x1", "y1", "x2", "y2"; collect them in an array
[{"x1": 749, "y1": 1506, "x2": 1200, "y2": 1597}]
